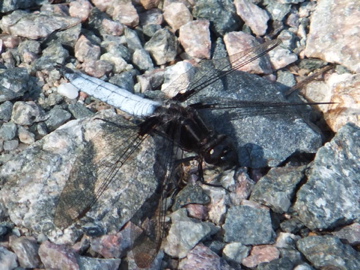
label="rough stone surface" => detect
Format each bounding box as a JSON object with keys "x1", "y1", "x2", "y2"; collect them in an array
[
  {"x1": 179, "y1": 20, "x2": 211, "y2": 60},
  {"x1": 0, "y1": 101, "x2": 13, "y2": 121},
  {"x1": 297, "y1": 236, "x2": 360, "y2": 270},
  {"x1": 178, "y1": 243, "x2": 232, "y2": 270},
  {"x1": 0, "y1": 10, "x2": 80, "y2": 39},
  {"x1": 224, "y1": 31, "x2": 273, "y2": 74},
  {"x1": 304, "y1": 0, "x2": 360, "y2": 73},
  {"x1": 38, "y1": 241, "x2": 79, "y2": 270},
  {"x1": 163, "y1": 2, "x2": 192, "y2": 31},
  {"x1": 75, "y1": 35, "x2": 101, "y2": 63},
  {"x1": 333, "y1": 223, "x2": 360, "y2": 246},
  {"x1": 0, "y1": 111, "x2": 159, "y2": 244},
  {"x1": 234, "y1": 0, "x2": 270, "y2": 36},
  {"x1": 294, "y1": 123, "x2": 360, "y2": 230},
  {"x1": 107, "y1": 1, "x2": 139, "y2": 28},
  {"x1": 242, "y1": 245, "x2": 280, "y2": 268},
  {"x1": 302, "y1": 72, "x2": 360, "y2": 132},
  {"x1": 9, "y1": 236, "x2": 40, "y2": 268},
  {"x1": 163, "y1": 209, "x2": 218, "y2": 259},
  {"x1": 145, "y1": 28, "x2": 178, "y2": 65},
  {"x1": 0, "y1": 68, "x2": 32, "y2": 103},
  {"x1": 11, "y1": 101, "x2": 46, "y2": 126},
  {"x1": 223, "y1": 204, "x2": 276, "y2": 244},
  {"x1": 0, "y1": 246, "x2": 18, "y2": 270},
  {"x1": 193, "y1": 0, "x2": 241, "y2": 36},
  {"x1": 222, "y1": 242, "x2": 250, "y2": 263},
  {"x1": 251, "y1": 166, "x2": 305, "y2": 213}
]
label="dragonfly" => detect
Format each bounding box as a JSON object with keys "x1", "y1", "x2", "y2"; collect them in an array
[{"x1": 54, "y1": 39, "x2": 331, "y2": 268}]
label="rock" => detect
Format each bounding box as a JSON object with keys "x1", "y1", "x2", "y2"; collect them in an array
[
  {"x1": 145, "y1": 28, "x2": 178, "y2": 65},
  {"x1": 193, "y1": 0, "x2": 241, "y2": 36},
  {"x1": 102, "y1": 41, "x2": 132, "y2": 62},
  {"x1": 229, "y1": 169, "x2": 255, "y2": 206},
  {"x1": 140, "y1": 0, "x2": 161, "y2": 9},
  {"x1": 277, "y1": 70, "x2": 296, "y2": 88},
  {"x1": 83, "y1": 59, "x2": 114, "y2": 78},
  {"x1": 268, "y1": 43, "x2": 298, "y2": 70},
  {"x1": 188, "y1": 69, "x2": 326, "y2": 168},
  {"x1": 0, "y1": 101, "x2": 13, "y2": 121},
  {"x1": 201, "y1": 185, "x2": 227, "y2": 225},
  {"x1": 139, "y1": 8, "x2": 163, "y2": 26},
  {"x1": 132, "y1": 48, "x2": 154, "y2": 71},
  {"x1": 161, "y1": 60, "x2": 196, "y2": 98},
  {"x1": 38, "y1": 241, "x2": 79, "y2": 270},
  {"x1": 234, "y1": 0, "x2": 270, "y2": 36},
  {"x1": 108, "y1": 71, "x2": 137, "y2": 93},
  {"x1": 136, "y1": 68, "x2": 165, "y2": 92},
  {"x1": 45, "y1": 107, "x2": 72, "y2": 131},
  {"x1": 9, "y1": 236, "x2": 40, "y2": 268},
  {"x1": 223, "y1": 204, "x2": 276, "y2": 244},
  {"x1": 11, "y1": 101, "x2": 45, "y2": 126},
  {"x1": 257, "y1": 257, "x2": 294, "y2": 270},
  {"x1": 250, "y1": 166, "x2": 305, "y2": 213},
  {"x1": 90, "y1": 226, "x2": 132, "y2": 258},
  {"x1": 179, "y1": 20, "x2": 211, "y2": 60},
  {"x1": 101, "y1": 18, "x2": 125, "y2": 36},
  {"x1": 163, "y1": 208, "x2": 218, "y2": 259},
  {"x1": 0, "y1": 111, "x2": 160, "y2": 245},
  {"x1": 224, "y1": 32, "x2": 273, "y2": 74},
  {"x1": 0, "y1": 122, "x2": 17, "y2": 141},
  {"x1": 275, "y1": 232, "x2": 300, "y2": 249},
  {"x1": 304, "y1": 0, "x2": 360, "y2": 73},
  {"x1": 242, "y1": 245, "x2": 280, "y2": 268},
  {"x1": 18, "y1": 126, "x2": 35, "y2": 145},
  {"x1": 3, "y1": 139, "x2": 18, "y2": 151},
  {"x1": 100, "y1": 52, "x2": 129, "y2": 73},
  {"x1": 163, "y1": 2, "x2": 192, "y2": 31},
  {"x1": 301, "y1": 72, "x2": 360, "y2": 132},
  {"x1": 264, "y1": 1, "x2": 291, "y2": 21},
  {"x1": 222, "y1": 242, "x2": 250, "y2": 263},
  {"x1": 78, "y1": 257, "x2": 121, "y2": 270},
  {"x1": 294, "y1": 123, "x2": 360, "y2": 230},
  {"x1": 333, "y1": 223, "x2": 360, "y2": 246},
  {"x1": 0, "y1": 10, "x2": 80, "y2": 39},
  {"x1": 178, "y1": 243, "x2": 232, "y2": 270},
  {"x1": 0, "y1": 246, "x2": 18, "y2": 270},
  {"x1": 106, "y1": 1, "x2": 139, "y2": 28},
  {"x1": 69, "y1": 0, "x2": 92, "y2": 22},
  {"x1": 34, "y1": 42, "x2": 70, "y2": 70},
  {"x1": 67, "y1": 103, "x2": 94, "y2": 119},
  {"x1": 124, "y1": 27, "x2": 143, "y2": 50},
  {"x1": 75, "y1": 35, "x2": 101, "y2": 62},
  {"x1": 297, "y1": 235, "x2": 360, "y2": 270},
  {"x1": 172, "y1": 184, "x2": 210, "y2": 211},
  {"x1": 0, "y1": 0, "x2": 37, "y2": 13},
  {"x1": 18, "y1": 39, "x2": 41, "y2": 63},
  {"x1": 0, "y1": 68, "x2": 32, "y2": 103}
]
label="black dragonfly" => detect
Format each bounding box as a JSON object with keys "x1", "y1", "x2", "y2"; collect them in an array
[{"x1": 54, "y1": 39, "x2": 331, "y2": 268}]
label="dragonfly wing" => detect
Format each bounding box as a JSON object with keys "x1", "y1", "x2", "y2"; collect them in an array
[{"x1": 54, "y1": 113, "x2": 156, "y2": 229}]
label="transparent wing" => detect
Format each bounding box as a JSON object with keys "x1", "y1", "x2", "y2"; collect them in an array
[{"x1": 54, "y1": 116, "x2": 148, "y2": 229}]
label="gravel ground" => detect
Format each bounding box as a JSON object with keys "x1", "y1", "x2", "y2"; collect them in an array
[{"x1": 0, "y1": 0, "x2": 359, "y2": 270}]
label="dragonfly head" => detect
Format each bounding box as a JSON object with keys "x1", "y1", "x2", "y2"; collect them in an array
[{"x1": 203, "y1": 135, "x2": 238, "y2": 169}]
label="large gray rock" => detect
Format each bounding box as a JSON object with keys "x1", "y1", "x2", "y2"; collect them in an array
[
  {"x1": 294, "y1": 123, "x2": 360, "y2": 230},
  {"x1": 184, "y1": 68, "x2": 326, "y2": 168},
  {"x1": 0, "y1": 111, "x2": 161, "y2": 244},
  {"x1": 223, "y1": 204, "x2": 276, "y2": 244},
  {"x1": 297, "y1": 235, "x2": 360, "y2": 270},
  {"x1": 251, "y1": 166, "x2": 305, "y2": 213}
]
